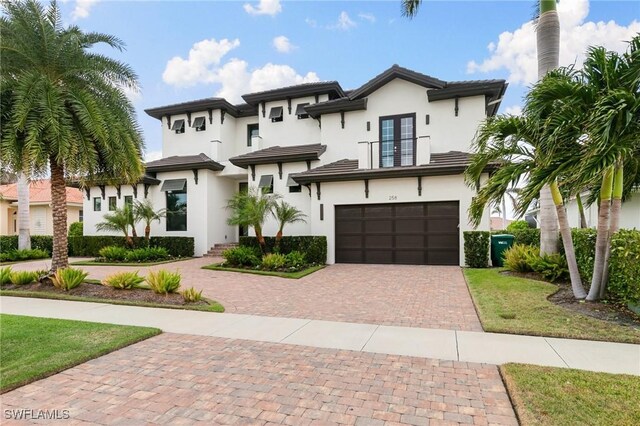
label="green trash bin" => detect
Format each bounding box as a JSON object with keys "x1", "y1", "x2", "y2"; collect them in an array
[{"x1": 491, "y1": 234, "x2": 515, "y2": 267}]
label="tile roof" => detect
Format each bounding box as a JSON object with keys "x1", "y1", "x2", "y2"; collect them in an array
[
  {"x1": 229, "y1": 144, "x2": 327, "y2": 168},
  {"x1": 145, "y1": 153, "x2": 224, "y2": 172},
  {"x1": 0, "y1": 180, "x2": 83, "y2": 204}
]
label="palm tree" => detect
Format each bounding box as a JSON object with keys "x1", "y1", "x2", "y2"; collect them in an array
[
  {"x1": 133, "y1": 199, "x2": 166, "y2": 243},
  {"x1": 402, "y1": 0, "x2": 561, "y2": 255},
  {"x1": 17, "y1": 173, "x2": 30, "y2": 250},
  {"x1": 0, "y1": 0, "x2": 144, "y2": 272},
  {"x1": 226, "y1": 188, "x2": 280, "y2": 254},
  {"x1": 272, "y1": 201, "x2": 307, "y2": 252},
  {"x1": 96, "y1": 207, "x2": 134, "y2": 247}
]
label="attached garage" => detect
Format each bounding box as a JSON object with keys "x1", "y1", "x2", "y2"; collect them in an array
[{"x1": 335, "y1": 201, "x2": 460, "y2": 265}]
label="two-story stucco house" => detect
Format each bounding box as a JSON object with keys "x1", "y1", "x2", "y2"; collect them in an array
[{"x1": 82, "y1": 65, "x2": 507, "y2": 265}]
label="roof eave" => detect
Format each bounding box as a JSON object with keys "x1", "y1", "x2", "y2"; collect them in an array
[
  {"x1": 241, "y1": 82, "x2": 345, "y2": 107},
  {"x1": 145, "y1": 163, "x2": 224, "y2": 173},
  {"x1": 144, "y1": 99, "x2": 240, "y2": 120},
  {"x1": 305, "y1": 98, "x2": 368, "y2": 119},
  {"x1": 230, "y1": 151, "x2": 326, "y2": 169}
]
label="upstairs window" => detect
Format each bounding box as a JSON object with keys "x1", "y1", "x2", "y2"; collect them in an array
[
  {"x1": 192, "y1": 116, "x2": 206, "y2": 132},
  {"x1": 247, "y1": 123, "x2": 259, "y2": 146},
  {"x1": 171, "y1": 119, "x2": 185, "y2": 134},
  {"x1": 295, "y1": 103, "x2": 310, "y2": 119},
  {"x1": 269, "y1": 106, "x2": 283, "y2": 123},
  {"x1": 93, "y1": 197, "x2": 101, "y2": 211},
  {"x1": 258, "y1": 175, "x2": 274, "y2": 194},
  {"x1": 108, "y1": 196, "x2": 117, "y2": 211},
  {"x1": 124, "y1": 195, "x2": 133, "y2": 207},
  {"x1": 287, "y1": 175, "x2": 302, "y2": 193}
]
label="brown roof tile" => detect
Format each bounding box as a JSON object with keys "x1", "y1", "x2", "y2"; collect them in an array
[
  {"x1": 229, "y1": 144, "x2": 327, "y2": 168},
  {"x1": 145, "y1": 153, "x2": 224, "y2": 172}
]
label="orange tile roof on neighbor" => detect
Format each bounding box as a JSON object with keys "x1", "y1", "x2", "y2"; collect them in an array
[
  {"x1": 491, "y1": 216, "x2": 512, "y2": 230},
  {"x1": 0, "y1": 180, "x2": 83, "y2": 205}
]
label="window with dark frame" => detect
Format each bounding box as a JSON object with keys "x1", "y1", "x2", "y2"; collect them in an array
[
  {"x1": 166, "y1": 189, "x2": 187, "y2": 231},
  {"x1": 124, "y1": 195, "x2": 133, "y2": 207},
  {"x1": 192, "y1": 116, "x2": 206, "y2": 132},
  {"x1": 247, "y1": 123, "x2": 259, "y2": 146},
  {"x1": 379, "y1": 113, "x2": 416, "y2": 168},
  {"x1": 295, "y1": 103, "x2": 310, "y2": 119},
  {"x1": 171, "y1": 119, "x2": 185, "y2": 134},
  {"x1": 258, "y1": 175, "x2": 274, "y2": 194},
  {"x1": 269, "y1": 106, "x2": 283, "y2": 122},
  {"x1": 79, "y1": 210, "x2": 84, "y2": 222},
  {"x1": 108, "y1": 196, "x2": 117, "y2": 211},
  {"x1": 93, "y1": 197, "x2": 101, "y2": 211},
  {"x1": 286, "y1": 175, "x2": 302, "y2": 193}
]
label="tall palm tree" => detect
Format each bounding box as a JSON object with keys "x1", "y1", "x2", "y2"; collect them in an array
[
  {"x1": 96, "y1": 207, "x2": 135, "y2": 248},
  {"x1": 0, "y1": 0, "x2": 144, "y2": 272},
  {"x1": 133, "y1": 199, "x2": 166, "y2": 243},
  {"x1": 272, "y1": 201, "x2": 307, "y2": 252},
  {"x1": 402, "y1": 0, "x2": 561, "y2": 254},
  {"x1": 226, "y1": 188, "x2": 281, "y2": 254},
  {"x1": 17, "y1": 173, "x2": 30, "y2": 250}
]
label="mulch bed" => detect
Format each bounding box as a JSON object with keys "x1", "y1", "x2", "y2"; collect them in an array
[{"x1": 1, "y1": 281, "x2": 209, "y2": 307}]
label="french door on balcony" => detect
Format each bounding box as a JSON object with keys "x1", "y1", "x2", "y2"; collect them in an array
[{"x1": 379, "y1": 113, "x2": 416, "y2": 168}]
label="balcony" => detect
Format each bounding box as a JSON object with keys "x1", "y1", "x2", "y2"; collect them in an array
[{"x1": 357, "y1": 136, "x2": 431, "y2": 170}]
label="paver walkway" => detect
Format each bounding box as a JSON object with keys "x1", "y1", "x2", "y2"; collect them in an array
[
  {"x1": 1, "y1": 333, "x2": 518, "y2": 426},
  {"x1": 9, "y1": 258, "x2": 482, "y2": 331}
]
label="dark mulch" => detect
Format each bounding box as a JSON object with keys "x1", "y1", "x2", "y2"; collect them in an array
[
  {"x1": 1, "y1": 281, "x2": 209, "y2": 307},
  {"x1": 549, "y1": 285, "x2": 640, "y2": 329}
]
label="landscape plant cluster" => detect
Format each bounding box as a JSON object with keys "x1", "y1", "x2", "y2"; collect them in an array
[
  {"x1": 0, "y1": 248, "x2": 49, "y2": 263},
  {"x1": 222, "y1": 246, "x2": 309, "y2": 272},
  {"x1": 97, "y1": 246, "x2": 170, "y2": 263}
]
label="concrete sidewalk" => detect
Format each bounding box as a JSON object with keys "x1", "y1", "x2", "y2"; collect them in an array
[{"x1": 2, "y1": 296, "x2": 638, "y2": 376}]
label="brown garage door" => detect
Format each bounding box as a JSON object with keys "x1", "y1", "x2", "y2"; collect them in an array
[{"x1": 335, "y1": 202, "x2": 460, "y2": 265}]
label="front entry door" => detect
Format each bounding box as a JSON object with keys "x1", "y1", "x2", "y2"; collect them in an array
[
  {"x1": 238, "y1": 182, "x2": 248, "y2": 237},
  {"x1": 379, "y1": 113, "x2": 416, "y2": 167}
]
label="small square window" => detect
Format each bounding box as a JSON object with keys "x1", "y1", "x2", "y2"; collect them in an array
[
  {"x1": 79, "y1": 210, "x2": 84, "y2": 222},
  {"x1": 124, "y1": 195, "x2": 133, "y2": 207},
  {"x1": 286, "y1": 175, "x2": 301, "y2": 193},
  {"x1": 171, "y1": 119, "x2": 185, "y2": 134},
  {"x1": 93, "y1": 197, "x2": 101, "y2": 211},
  {"x1": 295, "y1": 103, "x2": 310, "y2": 119},
  {"x1": 247, "y1": 124, "x2": 259, "y2": 146},
  {"x1": 269, "y1": 106, "x2": 283, "y2": 123},
  {"x1": 192, "y1": 116, "x2": 206, "y2": 131},
  {"x1": 108, "y1": 196, "x2": 117, "y2": 211},
  {"x1": 258, "y1": 175, "x2": 274, "y2": 194}
]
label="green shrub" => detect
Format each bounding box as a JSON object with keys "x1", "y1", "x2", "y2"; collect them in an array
[
  {"x1": 0, "y1": 248, "x2": 49, "y2": 262},
  {"x1": 32, "y1": 269, "x2": 50, "y2": 282},
  {"x1": 506, "y1": 220, "x2": 531, "y2": 232},
  {"x1": 608, "y1": 229, "x2": 640, "y2": 304},
  {"x1": 51, "y1": 268, "x2": 88, "y2": 291},
  {"x1": 9, "y1": 270, "x2": 36, "y2": 286},
  {"x1": 285, "y1": 251, "x2": 307, "y2": 269},
  {"x1": 223, "y1": 246, "x2": 261, "y2": 267},
  {"x1": 146, "y1": 270, "x2": 181, "y2": 294},
  {"x1": 125, "y1": 247, "x2": 169, "y2": 262},
  {"x1": 182, "y1": 287, "x2": 203, "y2": 303},
  {"x1": 68, "y1": 222, "x2": 83, "y2": 237},
  {"x1": 148, "y1": 237, "x2": 194, "y2": 258},
  {"x1": 102, "y1": 271, "x2": 145, "y2": 289},
  {"x1": 571, "y1": 228, "x2": 597, "y2": 284},
  {"x1": 68, "y1": 236, "x2": 194, "y2": 257},
  {"x1": 239, "y1": 236, "x2": 327, "y2": 264},
  {"x1": 98, "y1": 246, "x2": 129, "y2": 262},
  {"x1": 261, "y1": 253, "x2": 287, "y2": 270},
  {"x1": 463, "y1": 231, "x2": 490, "y2": 268},
  {"x1": 493, "y1": 228, "x2": 542, "y2": 247},
  {"x1": 0, "y1": 266, "x2": 12, "y2": 285},
  {"x1": 503, "y1": 244, "x2": 538, "y2": 273},
  {"x1": 0, "y1": 236, "x2": 53, "y2": 254},
  {"x1": 529, "y1": 253, "x2": 569, "y2": 282}
]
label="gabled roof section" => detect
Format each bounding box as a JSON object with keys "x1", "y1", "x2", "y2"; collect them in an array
[
  {"x1": 291, "y1": 151, "x2": 498, "y2": 184},
  {"x1": 427, "y1": 79, "x2": 508, "y2": 116},
  {"x1": 304, "y1": 98, "x2": 367, "y2": 119},
  {"x1": 229, "y1": 144, "x2": 327, "y2": 168},
  {"x1": 242, "y1": 82, "x2": 345, "y2": 106},
  {"x1": 348, "y1": 64, "x2": 446, "y2": 100},
  {"x1": 0, "y1": 180, "x2": 83, "y2": 204},
  {"x1": 145, "y1": 153, "x2": 224, "y2": 172},
  {"x1": 145, "y1": 98, "x2": 251, "y2": 120}
]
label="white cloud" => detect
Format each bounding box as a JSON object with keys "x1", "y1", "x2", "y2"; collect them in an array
[
  {"x1": 71, "y1": 0, "x2": 99, "y2": 20},
  {"x1": 162, "y1": 38, "x2": 241, "y2": 88},
  {"x1": 144, "y1": 150, "x2": 163, "y2": 162},
  {"x1": 330, "y1": 11, "x2": 357, "y2": 31},
  {"x1": 467, "y1": 0, "x2": 640, "y2": 85},
  {"x1": 273, "y1": 36, "x2": 295, "y2": 53},
  {"x1": 358, "y1": 13, "x2": 376, "y2": 24},
  {"x1": 305, "y1": 18, "x2": 318, "y2": 28},
  {"x1": 163, "y1": 38, "x2": 319, "y2": 103},
  {"x1": 243, "y1": 0, "x2": 281, "y2": 16},
  {"x1": 504, "y1": 105, "x2": 523, "y2": 116}
]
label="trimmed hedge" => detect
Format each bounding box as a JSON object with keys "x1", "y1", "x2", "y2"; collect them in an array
[
  {"x1": 608, "y1": 229, "x2": 640, "y2": 304},
  {"x1": 239, "y1": 236, "x2": 327, "y2": 264},
  {"x1": 463, "y1": 231, "x2": 490, "y2": 268},
  {"x1": 571, "y1": 228, "x2": 597, "y2": 284},
  {"x1": 68, "y1": 236, "x2": 194, "y2": 258},
  {"x1": 0, "y1": 235, "x2": 53, "y2": 254},
  {"x1": 492, "y1": 228, "x2": 541, "y2": 247}
]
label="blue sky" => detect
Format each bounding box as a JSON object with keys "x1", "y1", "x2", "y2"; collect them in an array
[{"x1": 57, "y1": 0, "x2": 639, "y2": 160}]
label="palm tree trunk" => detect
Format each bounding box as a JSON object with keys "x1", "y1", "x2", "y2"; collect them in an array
[
  {"x1": 17, "y1": 172, "x2": 31, "y2": 250},
  {"x1": 145, "y1": 224, "x2": 151, "y2": 241},
  {"x1": 275, "y1": 228, "x2": 283, "y2": 253},
  {"x1": 550, "y1": 181, "x2": 586, "y2": 299},
  {"x1": 502, "y1": 197, "x2": 507, "y2": 229},
  {"x1": 600, "y1": 161, "x2": 623, "y2": 298},
  {"x1": 576, "y1": 192, "x2": 588, "y2": 228},
  {"x1": 587, "y1": 167, "x2": 614, "y2": 301},
  {"x1": 255, "y1": 225, "x2": 267, "y2": 254},
  {"x1": 537, "y1": 0, "x2": 560, "y2": 255},
  {"x1": 50, "y1": 158, "x2": 68, "y2": 272}
]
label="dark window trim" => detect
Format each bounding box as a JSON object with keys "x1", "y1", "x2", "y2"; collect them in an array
[
  {"x1": 378, "y1": 112, "x2": 416, "y2": 168},
  {"x1": 171, "y1": 119, "x2": 185, "y2": 134},
  {"x1": 192, "y1": 116, "x2": 206, "y2": 131},
  {"x1": 269, "y1": 106, "x2": 284, "y2": 122},
  {"x1": 93, "y1": 197, "x2": 101, "y2": 211},
  {"x1": 166, "y1": 188, "x2": 187, "y2": 232},
  {"x1": 108, "y1": 196, "x2": 117, "y2": 211},
  {"x1": 247, "y1": 123, "x2": 259, "y2": 147},
  {"x1": 295, "y1": 103, "x2": 310, "y2": 119},
  {"x1": 258, "y1": 175, "x2": 274, "y2": 193}
]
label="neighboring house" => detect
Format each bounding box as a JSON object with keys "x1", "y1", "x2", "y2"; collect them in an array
[
  {"x1": 491, "y1": 217, "x2": 512, "y2": 231},
  {"x1": 0, "y1": 180, "x2": 83, "y2": 236},
  {"x1": 564, "y1": 191, "x2": 640, "y2": 230},
  {"x1": 83, "y1": 65, "x2": 506, "y2": 265}
]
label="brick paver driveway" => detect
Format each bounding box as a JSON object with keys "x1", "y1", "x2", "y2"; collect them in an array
[
  {"x1": 1, "y1": 333, "x2": 517, "y2": 425},
  {"x1": 11, "y1": 258, "x2": 482, "y2": 331}
]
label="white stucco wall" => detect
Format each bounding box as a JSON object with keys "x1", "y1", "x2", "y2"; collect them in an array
[
  {"x1": 258, "y1": 95, "x2": 326, "y2": 150},
  {"x1": 309, "y1": 173, "x2": 491, "y2": 266},
  {"x1": 566, "y1": 192, "x2": 640, "y2": 230}
]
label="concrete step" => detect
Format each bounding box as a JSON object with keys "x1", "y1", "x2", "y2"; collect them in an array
[{"x1": 204, "y1": 242, "x2": 238, "y2": 257}]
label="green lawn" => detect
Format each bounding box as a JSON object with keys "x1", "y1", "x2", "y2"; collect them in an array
[
  {"x1": 203, "y1": 263, "x2": 325, "y2": 279},
  {"x1": 464, "y1": 268, "x2": 640, "y2": 344},
  {"x1": 501, "y1": 364, "x2": 640, "y2": 426},
  {"x1": 0, "y1": 314, "x2": 160, "y2": 393}
]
